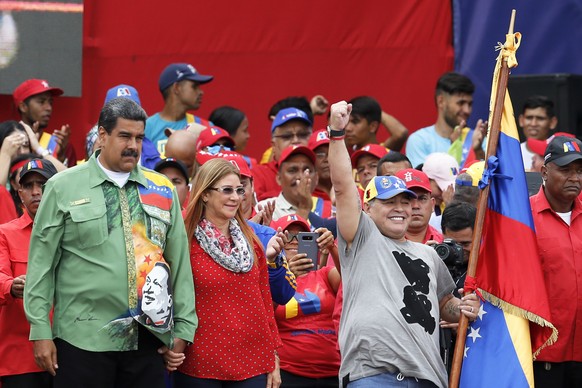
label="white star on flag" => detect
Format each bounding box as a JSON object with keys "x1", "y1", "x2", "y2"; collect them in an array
[
  {"x1": 467, "y1": 327, "x2": 482, "y2": 343},
  {"x1": 477, "y1": 304, "x2": 487, "y2": 320}
]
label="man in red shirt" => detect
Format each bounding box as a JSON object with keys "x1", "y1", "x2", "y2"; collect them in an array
[
  {"x1": 13, "y1": 79, "x2": 77, "y2": 167},
  {"x1": 530, "y1": 135, "x2": 582, "y2": 387},
  {"x1": 252, "y1": 108, "x2": 312, "y2": 201},
  {"x1": 0, "y1": 158, "x2": 58, "y2": 387},
  {"x1": 395, "y1": 168, "x2": 443, "y2": 244}
]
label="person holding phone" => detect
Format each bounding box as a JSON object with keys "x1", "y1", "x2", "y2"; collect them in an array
[{"x1": 270, "y1": 214, "x2": 341, "y2": 387}]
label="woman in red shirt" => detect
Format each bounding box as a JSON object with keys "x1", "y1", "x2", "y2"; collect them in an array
[
  {"x1": 178, "y1": 158, "x2": 282, "y2": 388},
  {"x1": 270, "y1": 215, "x2": 341, "y2": 388}
]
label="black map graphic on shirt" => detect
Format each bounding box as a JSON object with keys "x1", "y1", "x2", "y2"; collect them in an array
[{"x1": 394, "y1": 251, "x2": 436, "y2": 334}]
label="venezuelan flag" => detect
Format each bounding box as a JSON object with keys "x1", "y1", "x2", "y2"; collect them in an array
[
  {"x1": 459, "y1": 30, "x2": 556, "y2": 388},
  {"x1": 138, "y1": 171, "x2": 173, "y2": 211}
]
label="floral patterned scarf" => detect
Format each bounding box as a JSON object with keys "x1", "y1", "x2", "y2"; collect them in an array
[{"x1": 195, "y1": 218, "x2": 253, "y2": 273}]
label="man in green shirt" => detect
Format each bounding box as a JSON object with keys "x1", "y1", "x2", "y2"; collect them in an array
[{"x1": 24, "y1": 98, "x2": 197, "y2": 387}]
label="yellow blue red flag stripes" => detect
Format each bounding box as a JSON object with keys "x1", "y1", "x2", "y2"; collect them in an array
[{"x1": 459, "y1": 30, "x2": 557, "y2": 388}]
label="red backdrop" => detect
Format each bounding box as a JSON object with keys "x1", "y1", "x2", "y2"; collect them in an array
[{"x1": 0, "y1": 0, "x2": 453, "y2": 160}]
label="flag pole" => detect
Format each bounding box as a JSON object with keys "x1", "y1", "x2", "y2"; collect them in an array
[{"x1": 448, "y1": 9, "x2": 517, "y2": 388}]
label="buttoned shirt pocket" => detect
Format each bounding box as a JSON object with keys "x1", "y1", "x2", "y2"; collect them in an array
[
  {"x1": 142, "y1": 205, "x2": 171, "y2": 249},
  {"x1": 69, "y1": 205, "x2": 108, "y2": 248}
]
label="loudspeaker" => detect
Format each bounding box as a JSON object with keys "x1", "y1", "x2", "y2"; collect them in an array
[{"x1": 508, "y1": 74, "x2": 582, "y2": 140}]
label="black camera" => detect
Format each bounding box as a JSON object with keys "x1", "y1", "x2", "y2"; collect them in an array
[{"x1": 433, "y1": 238, "x2": 464, "y2": 275}]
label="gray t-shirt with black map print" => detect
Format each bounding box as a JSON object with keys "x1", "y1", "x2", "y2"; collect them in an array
[{"x1": 338, "y1": 212, "x2": 455, "y2": 388}]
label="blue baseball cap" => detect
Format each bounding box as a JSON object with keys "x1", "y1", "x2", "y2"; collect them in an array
[
  {"x1": 104, "y1": 84, "x2": 141, "y2": 106},
  {"x1": 363, "y1": 175, "x2": 417, "y2": 203},
  {"x1": 158, "y1": 63, "x2": 214, "y2": 92},
  {"x1": 271, "y1": 108, "x2": 312, "y2": 132}
]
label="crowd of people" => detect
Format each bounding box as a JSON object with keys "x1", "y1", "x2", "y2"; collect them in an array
[{"x1": 0, "y1": 64, "x2": 580, "y2": 388}]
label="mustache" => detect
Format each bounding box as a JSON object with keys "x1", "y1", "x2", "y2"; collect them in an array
[{"x1": 122, "y1": 149, "x2": 139, "y2": 158}]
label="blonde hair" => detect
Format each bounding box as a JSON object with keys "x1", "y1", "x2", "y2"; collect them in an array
[{"x1": 184, "y1": 158, "x2": 260, "y2": 264}]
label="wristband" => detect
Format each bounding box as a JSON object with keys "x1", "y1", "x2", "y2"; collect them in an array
[
  {"x1": 327, "y1": 125, "x2": 346, "y2": 139},
  {"x1": 36, "y1": 146, "x2": 49, "y2": 157}
]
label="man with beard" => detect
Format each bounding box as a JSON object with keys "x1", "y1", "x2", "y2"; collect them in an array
[
  {"x1": 406, "y1": 72, "x2": 486, "y2": 169},
  {"x1": 24, "y1": 98, "x2": 196, "y2": 387},
  {"x1": 13, "y1": 79, "x2": 77, "y2": 167},
  {"x1": 0, "y1": 159, "x2": 57, "y2": 388},
  {"x1": 530, "y1": 136, "x2": 582, "y2": 387}
]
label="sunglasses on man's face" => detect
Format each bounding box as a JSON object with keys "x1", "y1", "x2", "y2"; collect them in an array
[
  {"x1": 209, "y1": 186, "x2": 245, "y2": 196},
  {"x1": 286, "y1": 232, "x2": 300, "y2": 243}
]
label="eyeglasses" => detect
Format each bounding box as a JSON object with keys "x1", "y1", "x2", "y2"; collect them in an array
[
  {"x1": 272, "y1": 132, "x2": 311, "y2": 141},
  {"x1": 209, "y1": 186, "x2": 245, "y2": 196},
  {"x1": 286, "y1": 232, "x2": 300, "y2": 243},
  {"x1": 315, "y1": 152, "x2": 328, "y2": 160}
]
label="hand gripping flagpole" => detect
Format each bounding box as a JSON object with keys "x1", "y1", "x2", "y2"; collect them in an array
[{"x1": 449, "y1": 9, "x2": 517, "y2": 388}]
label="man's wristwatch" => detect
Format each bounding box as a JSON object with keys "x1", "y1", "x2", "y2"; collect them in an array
[{"x1": 327, "y1": 125, "x2": 345, "y2": 139}]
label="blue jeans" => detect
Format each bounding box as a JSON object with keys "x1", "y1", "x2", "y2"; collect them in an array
[{"x1": 348, "y1": 372, "x2": 437, "y2": 388}]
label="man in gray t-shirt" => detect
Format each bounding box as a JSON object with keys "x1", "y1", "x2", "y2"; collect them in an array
[{"x1": 327, "y1": 101, "x2": 481, "y2": 388}]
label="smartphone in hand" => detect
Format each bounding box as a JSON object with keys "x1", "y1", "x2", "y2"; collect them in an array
[{"x1": 297, "y1": 232, "x2": 319, "y2": 271}]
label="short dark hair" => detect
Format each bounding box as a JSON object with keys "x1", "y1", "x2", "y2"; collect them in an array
[
  {"x1": 435, "y1": 72, "x2": 475, "y2": 99},
  {"x1": 268, "y1": 96, "x2": 314, "y2": 123},
  {"x1": 441, "y1": 201, "x2": 477, "y2": 233},
  {"x1": 521, "y1": 95, "x2": 555, "y2": 118},
  {"x1": 348, "y1": 96, "x2": 382, "y2": 124},
  {"x1": 209, "y1": 106, "x2": 246, "y2": 137},
  {"x1": 376, "y1": 151, "x2": 412, "y2": 175},
  {"x1": 98, "y1": 97, "x2": 147, "y2": 135}
]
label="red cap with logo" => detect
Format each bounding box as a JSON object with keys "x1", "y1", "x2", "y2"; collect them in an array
[
  {"x1": 223, "y1": 154, "x2": 252, "y2": 178},
  {"x1": 395, "y1": 168, "x2": 432, "y2": 193},
  {"x1": 195, "y1": 149, "x2": 240, "y2": 166},
  {"x1": 196, "y1": 126, "x2": 235, "y2": 151},
  {"x1": 350, "y1": 144, "x2": 389, "y2": 168},
  {"x1": 308, "y1": 129, "x2": 330, "y2": 151},
  {"x1": 13, "y1": 79, "x2": 64, "y2": 106},
  {"x1": 270, "y1": 214, "x2": 310, "y2": 232}
]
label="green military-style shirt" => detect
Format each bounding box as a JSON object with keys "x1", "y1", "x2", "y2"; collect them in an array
[{"x1": 24, "y1": 152, "x2": 197, "y2": 351}]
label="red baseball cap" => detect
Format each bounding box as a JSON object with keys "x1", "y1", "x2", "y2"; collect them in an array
[
  {"x1": 195, "y1": 149, "x2": 240, "y2": 166},
  {"x1": 277, "y1": 145, "x2": 316, "y2": 167},
  {"x1": 223, "y1": 154, "x2": 252, "y2": 178},
  {"x1": 527, "y1": 132, "x2": 576, "y2": 157},
  {"x1": 13, "y1": 79, "x2": 64, "y2": 106},
  {"x1": 395, "y1": 168, "x2": 432, "y2": 193},
  {"x1": 270, "y1": 214, "x2": 310, "y2": 232},
  {"x1": 196, "y1": 126, "x2": 235, "y2": 151},
  {"x1": 308, "y1": 129, "x2": 330, "y2": 151},
  {"x1": 350, "y1": 144, "x2": 389, "y2": 168}
]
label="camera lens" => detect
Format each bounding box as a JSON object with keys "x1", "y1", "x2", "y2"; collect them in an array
[{"x1": 435, "y1": 244, "x2": 450, "y2": 259}]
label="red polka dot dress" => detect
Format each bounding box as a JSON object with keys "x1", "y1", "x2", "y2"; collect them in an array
[{"x1": 178, "y1": 238, "x2": 282, "y2": 380}]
